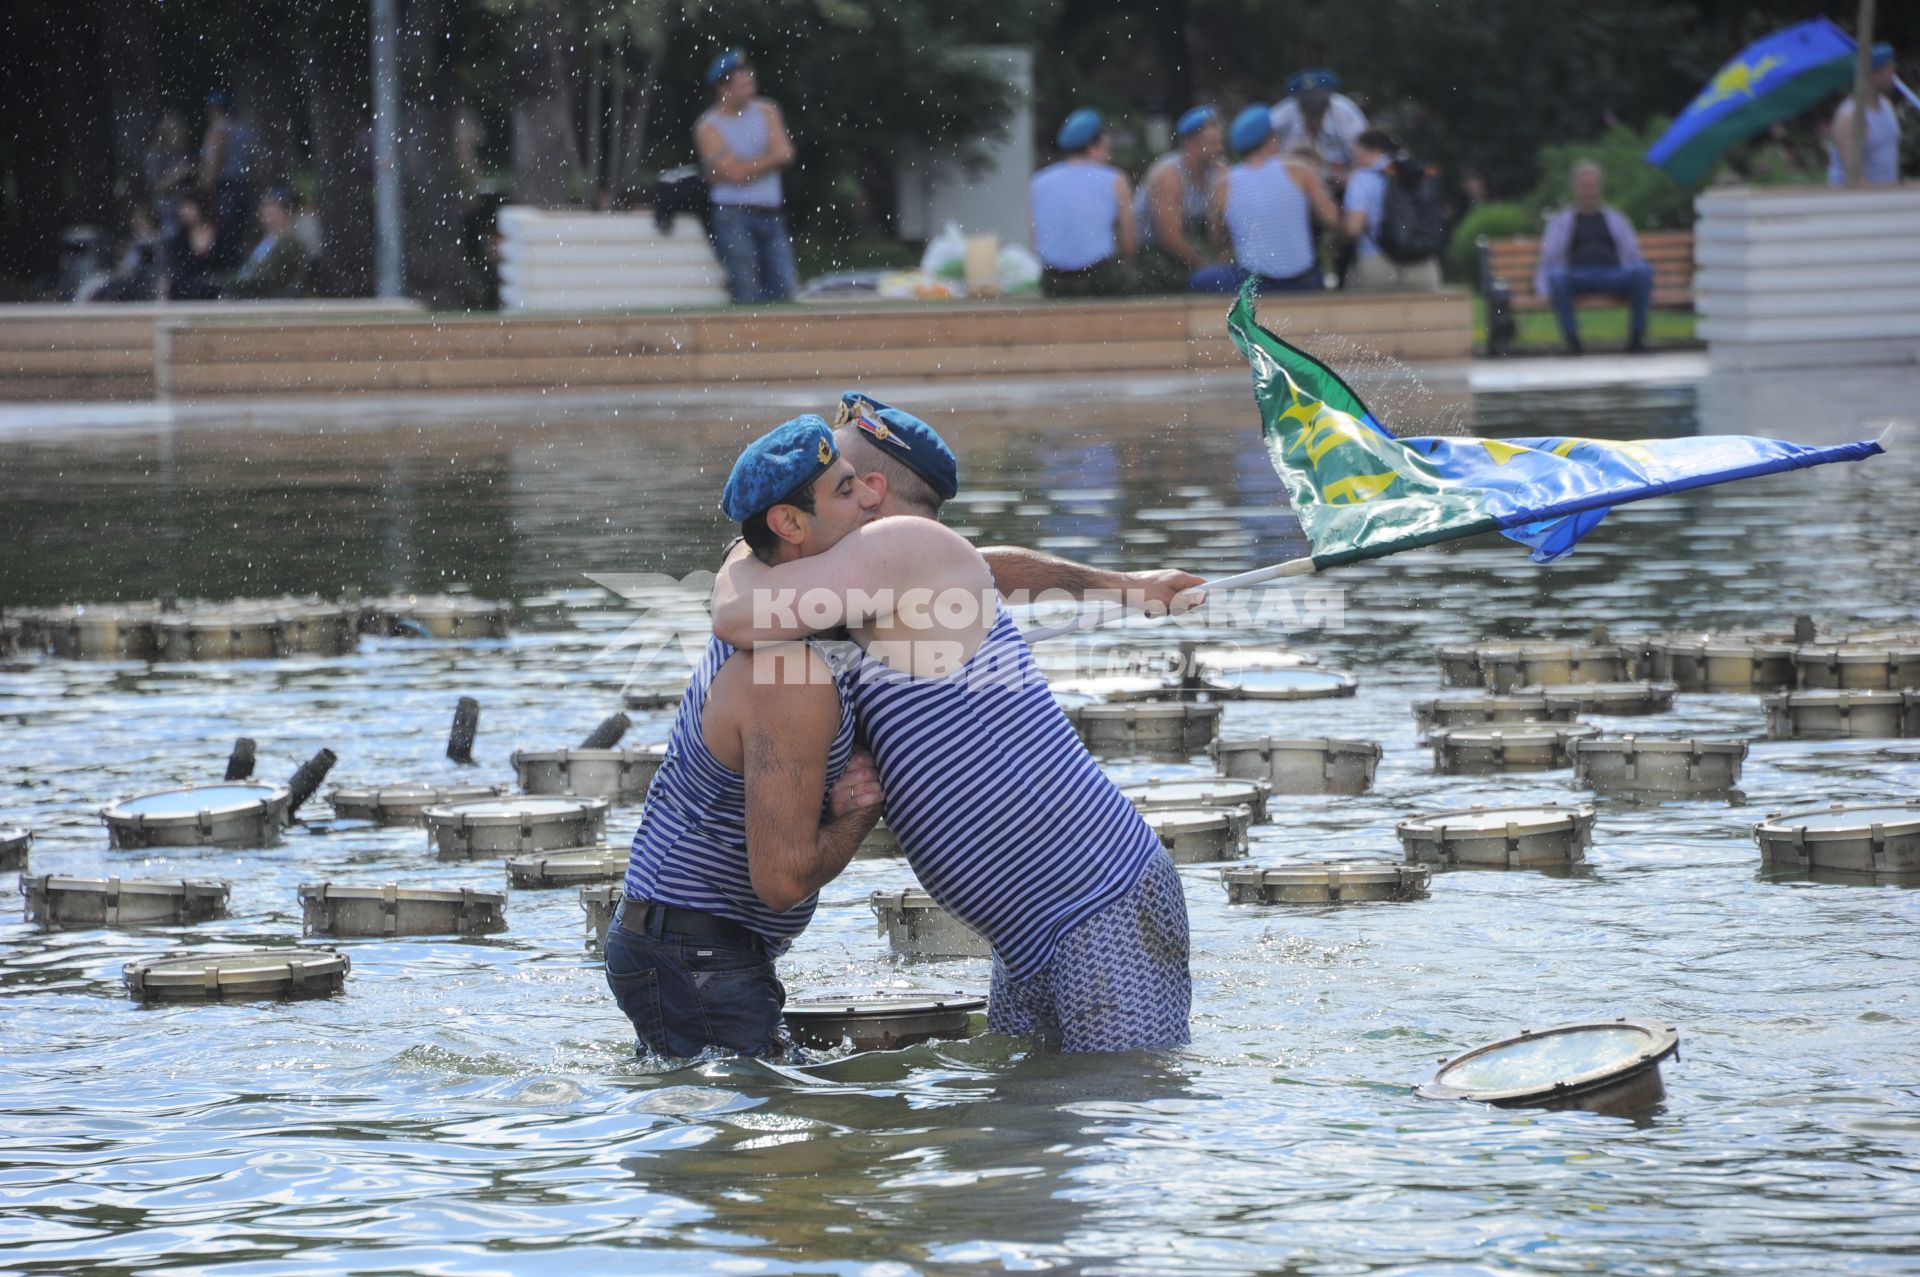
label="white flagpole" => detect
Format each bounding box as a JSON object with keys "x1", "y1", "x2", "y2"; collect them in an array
[{"x1": 1021, "y1": 555, "x2": 1319, "y2": 643}]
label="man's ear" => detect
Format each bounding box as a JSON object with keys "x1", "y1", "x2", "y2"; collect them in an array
[
  {"x1": 765, "y1": 502, "x2": 808, "y2": 546},
  {"x1": 861, "y1": 471, "x2": 888, "y2": 506}
]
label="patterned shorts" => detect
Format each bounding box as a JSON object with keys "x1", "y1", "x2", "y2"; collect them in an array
[{"x1": 988, "y1": 852, "x2": 1192, "y2": 1052}]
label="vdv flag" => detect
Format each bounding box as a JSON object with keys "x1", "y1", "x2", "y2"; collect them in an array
[
  {"x1": 1225, "y1": 282, "x2": 1884, "y2": 568},
  {"x1": 1647, "y1": 17, "x2": 1857, "y2": 187}
]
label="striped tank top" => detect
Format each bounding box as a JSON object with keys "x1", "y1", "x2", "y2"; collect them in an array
[
  {"x1": 836, "y1": 603, "x2": 1162, "y2": 981},
  {"x1": 1030, "y1": 161, "x2": 1122, "y2": 270},
  {"x1": 623, "y1": 636, "x2": 856, "y2": 947},
  {"x1": 700, "y1": 102, "x2": 782, "y2": 207},
  {"x1": 1225, "y1": 155, "x2": 1316, "y2": 280},
  {"x1": 1133, "y1": 152, "x2": 1214, "y2": 252}
]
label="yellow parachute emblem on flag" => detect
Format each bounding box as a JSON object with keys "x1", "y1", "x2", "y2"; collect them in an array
[{"x1": 1692, "y1": 53, "x2": 1785, "y2": 112}]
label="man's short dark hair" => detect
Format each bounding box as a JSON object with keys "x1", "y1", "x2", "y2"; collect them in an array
[
  {"x1": 845, "y1": 431, "x2": 943, "y2": 516},
  {"x1": 739, "y1": 475, "x2": 817, "y2": 564},
  {"x1": 1357, "y1": 129, "x2": 1396, "y2": 155}
]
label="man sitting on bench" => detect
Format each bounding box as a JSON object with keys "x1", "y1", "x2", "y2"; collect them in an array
[{"x1": 1533, "y1": 161, "x2": 1653, "y2": 355}]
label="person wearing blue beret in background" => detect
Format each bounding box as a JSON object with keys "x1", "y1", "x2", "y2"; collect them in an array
[
  {"x1": 709, "y1": 393, "x2": 1211, "y2": 1053},
  {"x1": 1133, "y1": 106, "x2": 1228, "y2": 293},
  {"x1": 1192, "y1": 105, "x2": 1340, "y2": 296},
  {"x1": 606, "y1": 415, "x2": 884, "y2": 1061},
  {"x1": 1031, "y1": 108, "x2": 1140, "y2": 297},
  {"x1": 1269, "y1": 68, "x2": 1370, "y2": 189},
  {"x1": 696, "y1": 49, "x2": 799, "y2": 303},
  {"x1": 1828, "y1": 42, "x2": 1903, "y2": 186}
]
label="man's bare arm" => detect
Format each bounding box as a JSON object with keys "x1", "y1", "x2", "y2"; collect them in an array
[
  {"x1": 978, "y1": 546, "x2": 1207, "y2": 616},
  {"x1": 742, "y1": 647, "x2": 882, "y2": 913},
  {"x1": 710, "y1": 516, "x2": 984, "y2": 648}
]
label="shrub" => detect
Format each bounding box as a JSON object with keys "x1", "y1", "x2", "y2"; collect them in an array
[
  {"x1": 1526, "y1": 120, "x2": 1696, "y2": 231},
  {"x1": 1445, "y1": 201, "x2": 1537, "y2": 286}
]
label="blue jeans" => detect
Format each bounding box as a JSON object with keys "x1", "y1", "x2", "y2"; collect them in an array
[
  {"x1": 1548, "y1": 263, "x2": 1653, "y2": 344},
  {"x1": 709, "y1": 204, "x2": 798, "y2": 304},
  {"x1": 603, "y1": 904, "x2": 789, "y2": 1059},
  {"x1": 1188, "y1": 262, "x2": 1323, "y2": 294}
]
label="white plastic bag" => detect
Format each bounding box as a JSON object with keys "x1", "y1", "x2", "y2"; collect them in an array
[
  {"x1": 920, "y1": 221, "x2": 968, "y2": 281},
  {"x1": 997, "y1": 243, "x2": 1041, "y2": 293}
]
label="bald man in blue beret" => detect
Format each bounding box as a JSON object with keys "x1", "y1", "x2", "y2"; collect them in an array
[{"x1": 709, "y1": 394, "x2": 1207, "y2": 1054}]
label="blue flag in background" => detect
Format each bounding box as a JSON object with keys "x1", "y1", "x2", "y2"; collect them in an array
[{"x1": 1647, "y1": 18, "x2": 1857, "y2": 186}]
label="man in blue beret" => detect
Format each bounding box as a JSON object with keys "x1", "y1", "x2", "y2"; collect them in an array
[
  {"x1": 1270, "y1": 68, "x2": 1370, "y2": 187},
  {"x1": 1133, "y1": 106, "x2": 1227, "y2": 293},
  {"x1": 1031, "y1": 108, "x2": 1140, "y2": 298},
  {"x1": 1829, "y1": 42, "x2": 1902, "y2": 186},
  {"x1": 696, "y1": 48, "x2": 798, "y2": 303},
  {"x1": 606, "y1": 415, "x2": 884, "y2": 1061},
  {"x1": 708, "y1": 394, "x2": 1207, "y2": 1054},
  {"x1": 1193, "y1": 105, "x2": 1340, "y2": 295}
]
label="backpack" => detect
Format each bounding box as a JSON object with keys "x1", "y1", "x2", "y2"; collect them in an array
[{"x1": 1375, "y1": 156, "x2": 1447, "y2": 265}]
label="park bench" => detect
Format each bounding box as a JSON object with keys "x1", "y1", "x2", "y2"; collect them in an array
[{"x1": 1476, "y1": 228, "x2": 1695, "y2": 355}]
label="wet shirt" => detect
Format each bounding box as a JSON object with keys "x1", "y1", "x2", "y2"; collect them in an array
[
  {"x1": 623, "y1": 635, "x2": 855, "y2": 947},
  {"x1": 833, "y1": 602, "x2": 1161, "y2": 981}
]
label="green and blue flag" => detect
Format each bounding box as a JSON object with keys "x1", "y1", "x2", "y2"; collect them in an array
[
  {"x1": 1647, "y1": 17, "x2": 1857, "y2": 187},
  {"x1": 1226, "y1": 283, "x2": 1885, "y2": 568}
]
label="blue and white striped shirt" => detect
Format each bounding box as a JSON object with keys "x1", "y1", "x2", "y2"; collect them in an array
[
  {"x1": 1225, "y1": 155, "x2": 1316, "y2": 280},
  {"x1": 623, "y1": 636, "x2": 856, "y2": 948},
  {"x1": 836, "y1": 603, "x2": 1161, "y2": 981}
]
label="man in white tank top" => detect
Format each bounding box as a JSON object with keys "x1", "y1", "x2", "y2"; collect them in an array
[
  {"x1": 1191, "y1": 106, "x2": 1340, "y2": 295},
  {"x1": 696, "y1": 49, "x2": 799, "y2": 303},
  {"x1": 1828, "y1": 43, "x2": 1903, "y2": 186},
  {"x1": 1030, "y1": 109, "x2": 1140, "y2": 298}
]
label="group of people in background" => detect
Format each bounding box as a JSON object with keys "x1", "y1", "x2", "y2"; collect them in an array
[
  {"x1": 72, "y1": 41, "x2": 1904, "y2": 319},
  {"x1": 78, "y1": 91, "x2": 316, "y2": 303},
  {"x1": 1031, "y1": 70, "x2": 1448, "y2": 301}
]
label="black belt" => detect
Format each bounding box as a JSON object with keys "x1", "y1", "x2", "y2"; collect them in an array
[{"x1": 612, "y1": 898, "x2": 765, "y2": 953}]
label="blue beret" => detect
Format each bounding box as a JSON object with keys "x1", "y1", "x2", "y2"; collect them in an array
[
  {"x1": 1229, "y1": 105, "x2": 1273, "y2": 154},
  {"x1": 836, "y1": 392, "x2": 959, "y2": 502},
  {"x1": 1057, "y1": 108, "x2": 1104, "y2": 152},
  {"x1": 1286, "y1": 68, "x2": 1340, "y2": 95},
  {"x1": 721, "y1": 414, "x2": 838, "y2": 522},
  {"x1": 1871, "y1": 42, "x2": 1893, "y2": 70},
  {"x1": 1175, "y1": 106, "x2": 1219, "y2": 138},
  {"x1": 705, "y1": 48, "x2": 745, "y2": 87}
]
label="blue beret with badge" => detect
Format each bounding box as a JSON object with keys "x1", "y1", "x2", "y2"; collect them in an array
[
  {"x1": 1229, "y1": 105, "x2": 1273, "y2": 155},
  {"x1": 720, "y1": 414, "x2": 838, "y2": 522},
  {"x1": 1056, "y1": 107, "x2": 1104, "y2": 152},
  {"x1": 834, "y1": 392, "x2": 960, "y2": 502}
]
